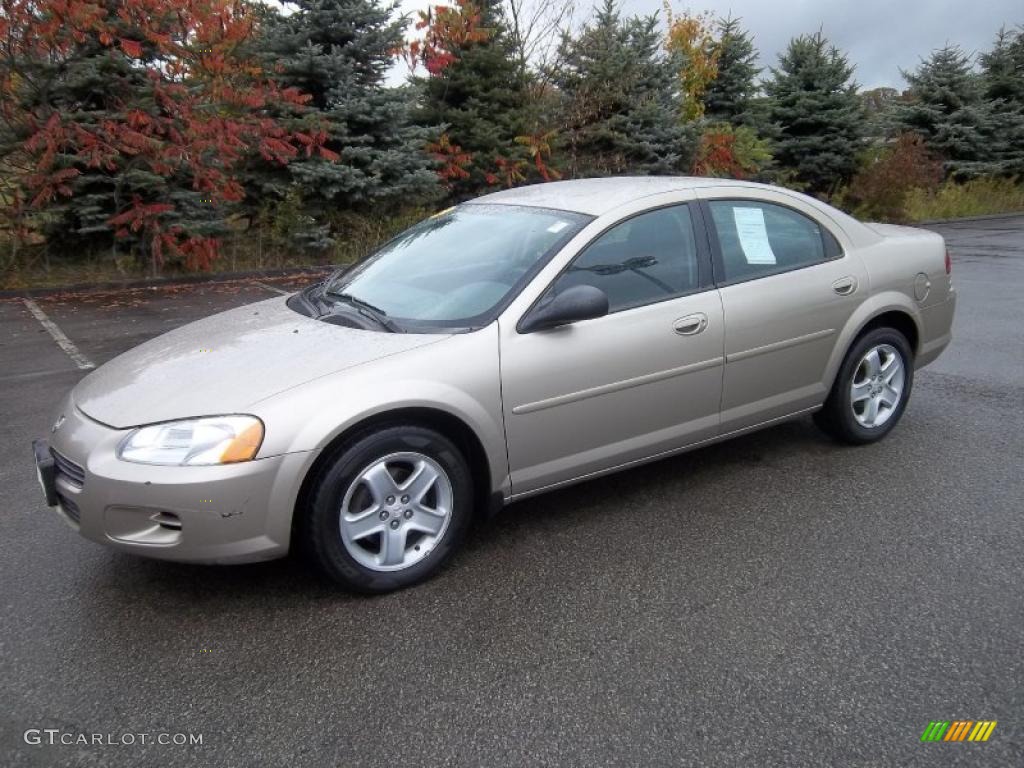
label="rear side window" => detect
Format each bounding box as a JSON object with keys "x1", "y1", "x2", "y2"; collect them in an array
[
  {"x1": 549, "y1": 204, "x2": 700, "y2": 313},
  {"x1": 708, "y1": 201, "x2": 841, "y2": 284}
]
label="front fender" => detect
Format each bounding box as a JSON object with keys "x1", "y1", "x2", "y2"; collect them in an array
[
  {"x1": 822, "y1": 291, "x2": 923, "y2": 392},
  {"x1": 249, "y1": 325, "x2": 508, "y2": 496}
]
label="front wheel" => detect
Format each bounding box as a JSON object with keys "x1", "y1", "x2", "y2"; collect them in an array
[
  {"x1": 814, "y1": 327, "x2": 914, "y2": 445},
  {"x1": 300, "y1": 425, "x2": 473, "y2": 593}
]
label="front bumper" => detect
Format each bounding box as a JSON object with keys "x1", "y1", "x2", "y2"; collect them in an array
[{"x1": 38, "y1": 405, "x2": 313, "y2": 564}]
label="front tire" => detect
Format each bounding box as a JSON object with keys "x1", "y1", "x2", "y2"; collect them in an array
[
  {"x1": 814, "y1": 327, "x2": 914, "y2": 445},
  {"x1": 300, "y1": 425, "x2": 473, "y2": 593}
]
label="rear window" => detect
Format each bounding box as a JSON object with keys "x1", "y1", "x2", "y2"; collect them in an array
[{"x1": 709, "y1": 201, "x2": 841, "y2": 283}]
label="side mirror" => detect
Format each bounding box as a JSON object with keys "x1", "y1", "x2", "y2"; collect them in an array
[{"x1": 518, "y1": 285, "x2": 610, "y2": 334}]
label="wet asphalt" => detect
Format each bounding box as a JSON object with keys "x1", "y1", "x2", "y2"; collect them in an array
[{"x1": 0, "y1": 219, "x2": 1021, "y2": 767}]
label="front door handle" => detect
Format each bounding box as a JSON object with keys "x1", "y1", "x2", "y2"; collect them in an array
[
  {"x1": 674, "y1": 313, "x2": 708, "y2": 335},
  {"x1": 832, "y1": 276, "x2": 858, "y2": 296}
]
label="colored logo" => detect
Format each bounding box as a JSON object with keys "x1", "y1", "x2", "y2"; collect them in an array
[{"x1": 921, "y1": 721, "x2": 997, "y2": 742}]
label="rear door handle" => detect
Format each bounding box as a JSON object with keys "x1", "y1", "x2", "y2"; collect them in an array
[
  {"x1": 674, "y1": 313, "x2": 708, "y2": 335},
  {"x1": 832, "y1": 276, "x2": 858, "y2": 296}
]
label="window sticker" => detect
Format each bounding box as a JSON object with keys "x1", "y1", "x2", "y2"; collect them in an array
[
  {"x1": 732, "y1": 207, "x2": 777, "y2": 265},
  {"x1": 547, "y1": 221, "x2": 570, "y2": 233}
]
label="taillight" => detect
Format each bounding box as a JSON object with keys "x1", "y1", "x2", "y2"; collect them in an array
[{"x1": 945, "y1": 249, "x2": 952, "y2": 275}]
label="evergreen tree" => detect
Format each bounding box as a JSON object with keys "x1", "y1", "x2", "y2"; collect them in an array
[
  {"x1": 414, "y1": 0, "x2": 531, "y2": 199},
  {"x1": 893, "y1": 44, "x2": 998, "y2": 177},
  {"x1": 765, "y1": 32, "x2": 863, "y2": 195},
  {"x1": 28, "y1": 41, "x2": 220, "y2": 263},
  {"x1": 1, "y1": 8, "x2": 223, "y2": 267},
  {"x1": 703, "y1": 16, "x2": 761, "y2": 127},
  {"x1": 0, "y1": 0, "x2": 317, "y2": 271},
  {"x1": 259, "y1": 0, "x2": 439, "y2": 233},
  {"x1": 980, "y1": 27, "x2": 1024, "y2": 175},
  {"x1": 859, "y1": 87, "x2": 902, "y2": 137},
  {"x1": 552, "y1": 0, "x2": 692, "y2": 177},
  {"x1": 980, "y1": 27, "x2": 1024, "y2": 104}
]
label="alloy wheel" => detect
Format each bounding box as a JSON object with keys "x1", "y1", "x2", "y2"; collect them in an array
[
  {"x1": 339, "y1": 452, "x2": 453, "y2": 572},
  {"x1": 850, "y1": 343, "x2": 905, "y2": 428}
]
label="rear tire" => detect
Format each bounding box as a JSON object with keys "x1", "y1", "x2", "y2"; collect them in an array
[
  {"x1": 814, "y1": 327, "x2": 914, "y2": 445},
  {"x1": 300, "y1": 425, "x2": 473, "y2": 593}
]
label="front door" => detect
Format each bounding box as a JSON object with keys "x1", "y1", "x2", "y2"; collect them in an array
[{"x1": 499, "y1": 202, "x2": 725, "y2": 495}]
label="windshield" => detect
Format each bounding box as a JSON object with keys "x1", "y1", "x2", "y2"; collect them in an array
[{"x1": 322, "y1": 204, "x2": 591, "y2": 330}]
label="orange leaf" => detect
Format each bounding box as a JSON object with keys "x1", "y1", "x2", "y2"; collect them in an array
[{"x1": 120, "y1": 38, "x2": 143, "y2": 58}]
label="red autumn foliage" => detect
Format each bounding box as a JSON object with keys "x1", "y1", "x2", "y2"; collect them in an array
[
  {"x1": 514, "y1": 130, "x2": 561, "y2": 183},
  {"x1": 426, "y1": 133, "x2": 473, "y2": 185},
  {"x1": 401, "y1": 0, "x2": 489, "y2": 76},
  {"x1": 0, "y1": 0, "x2": 330, "y2": 270},
  {"x1": 491, "y1": 156, "x2": 527, "y2": 187},
  {"x1": 692, "y1": 130, "x2": 747, "y2": 179}
]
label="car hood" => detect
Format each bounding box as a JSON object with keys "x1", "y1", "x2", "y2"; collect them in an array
[{"x1": 73, "y1": 297, "x2": 447, "y2": 428}]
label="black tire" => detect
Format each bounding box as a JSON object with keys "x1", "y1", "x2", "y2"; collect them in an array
[
  {"x1": 299, "y1": 425, "x2": 473, "y2": 593},
  {"x1": 814, "y1": 327, "x2": 914, "y2": 445}
]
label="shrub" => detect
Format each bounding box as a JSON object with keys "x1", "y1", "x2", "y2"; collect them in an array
[
  {"x1": 692, "y1": 123, "x2": 772, "y2": 179},
  {"x1": 841, "y1": 134, "x2": 943, "y2": 222}
]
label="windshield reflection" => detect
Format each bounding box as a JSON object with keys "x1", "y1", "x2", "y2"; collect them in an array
[{"x1": 323, "y1": 204, "x2": 591, "y2": 329}]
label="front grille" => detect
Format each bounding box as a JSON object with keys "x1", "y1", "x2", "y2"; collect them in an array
[
  {"x1": 57, "y1": 493, "x2": 81, "y2": 523},
  {"x1": 51, "y1": 449, "x2": 85, "y2": 488}
]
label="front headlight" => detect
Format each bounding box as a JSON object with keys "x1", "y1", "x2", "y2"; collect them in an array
[{"x1": 117, "y1": 415, "x2": 264, "y2": 466}]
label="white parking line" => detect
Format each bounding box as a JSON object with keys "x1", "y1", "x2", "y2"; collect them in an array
[
  {"x1": 0, "y1": 368, "x2": 82, "y2": 383},
  {"x1": 252, "y1": 280, "x2": 290, "y2": 295},
  {"x1": 22, "y1": 298, "x2": 95, "y2": 370}
]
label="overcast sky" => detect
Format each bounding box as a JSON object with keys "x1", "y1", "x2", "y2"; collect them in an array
[{"x1": 392, "y1": 0, "x2": 1021, "y2": 89}]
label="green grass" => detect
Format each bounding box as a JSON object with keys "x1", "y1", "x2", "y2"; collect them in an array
[{"x1": 905, "y1": 177, "x2": 1024, "y2": 222}]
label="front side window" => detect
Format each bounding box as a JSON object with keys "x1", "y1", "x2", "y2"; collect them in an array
[
  {"x1": 708, "y1": 200, "x2": 841, "y2": 284},
  {"x1": 322, "y1": 204, "x2": 591, "y2": 329},
  {"x1": 546, "y1": 205, "x2": 700, "y2": 313}
]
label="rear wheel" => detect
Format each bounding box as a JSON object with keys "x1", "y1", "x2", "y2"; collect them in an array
[
  {"x1": 814, "y1": 327, "x2": 914, "y2": 444},
  {"x1": 300, "y1": 425, "x2": 473, "y2": 592}
]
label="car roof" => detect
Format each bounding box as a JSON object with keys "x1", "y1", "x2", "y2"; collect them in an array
[
  {"x1": 469, "y1": 176, "x2": 875, "y2": 245},
  {"x1": 471, "y1": 176, "x2": 784, "y2": 216}
]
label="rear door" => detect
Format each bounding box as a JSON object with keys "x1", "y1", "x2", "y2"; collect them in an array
[
  {"x1": 499, "y1": 196, "x2": 725, "y2": 495},
  {"x1": 698, "y1": 192, "x2": 869, "y2": 433}
]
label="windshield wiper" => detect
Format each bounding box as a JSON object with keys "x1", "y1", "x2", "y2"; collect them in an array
[{"x1": 324, "y1": 290, "x2": 403, "y2": 333}]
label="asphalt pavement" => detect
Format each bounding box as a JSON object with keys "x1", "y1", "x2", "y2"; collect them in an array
[{"x1": 1, "y1": 220, "x2": 1021, "y2": 767}]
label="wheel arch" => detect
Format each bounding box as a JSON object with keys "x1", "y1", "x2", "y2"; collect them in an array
[
  {"x1": 290, "y1": 406, "x2": 497, "y2": 551},
  {"x1": 824, "y1": 295, "x2": 923, "y2": 394},
  {"x1": 855, "y1": 310, "x2": 920, "y2": 354}
]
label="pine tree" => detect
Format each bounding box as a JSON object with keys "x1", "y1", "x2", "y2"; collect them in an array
[
  {"x1": 859, "y1": 87, "x2": 904, "y2": 142},
  {"x1": 980, "y1": 27, "x2": 1024, "y2": 105},
  {"x1": 259, "y1": 0, "x2": 439, "y2": 227},
  {"x1": 893, "y1": 44, "x2": 999, "y2": 177},
  {"x1": 703, "y1": 16, "x2": 761, "y2": 127},
  {"x1": 765, "y1": 32, "x2": 863, "y2": 195},
  {"x1": 980, "y1": 27, "x2": 1024, "y2": 176},
  {"x1": 0, "y1": 0, "x2": 322, "y2": 271},
  {"x1": 414, "y1": 0, "x2": 532, "y2": 199},
  {"x1": 552, "y1": 0, "x2": 692, "y2": 177}
]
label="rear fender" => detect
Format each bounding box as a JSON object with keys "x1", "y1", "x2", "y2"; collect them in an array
[{"x1": 823, "y1": 291, "x2": 923, "y2": 392}]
